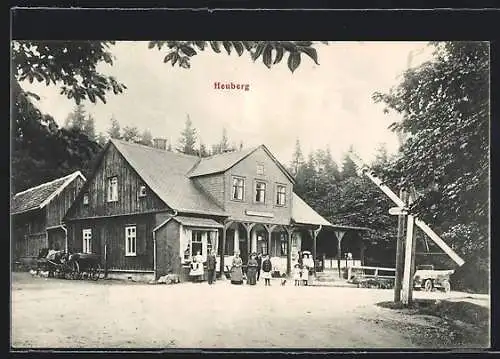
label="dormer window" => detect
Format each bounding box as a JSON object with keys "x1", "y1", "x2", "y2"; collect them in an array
[
  {"x1": 138, "y1": 185, "x2": 147, "y2": 198},
  {"x1": 83, "y1": 193, "x2": 89, "y2": 205},
  {"x1": 256, "y1": 164, "x2": 264, "y2": 175}
]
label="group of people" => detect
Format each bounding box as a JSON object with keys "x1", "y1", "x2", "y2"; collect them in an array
[
  {"x1": 293, "y1": 251, "x2": 315, "y2": 286},
  {"x1": 189, "y1": 249, "x2": 315, "y2": 286},
  {"x1": 230, "y1": 251, "x2": 273, "y2": 286}
]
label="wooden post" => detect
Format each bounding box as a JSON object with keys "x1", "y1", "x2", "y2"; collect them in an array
[
  {"x1": 335, "y1": 231, "x2": 345, "y2": 278},
  {"x1": 285, "y1": 226, "x2": 293, "y2": 277},
  {"x1": 219, "y1": 221, "x2": 233, "y2": 280},
  {"x1": 401, "y1": 191, "x2": 417, "y2": 306},
  {"x1": 394, "y1": 189, "x2": 408, "y2": 303},
  {"x1": 309, "y1": 225, "x2": 322, "y2": 277}
]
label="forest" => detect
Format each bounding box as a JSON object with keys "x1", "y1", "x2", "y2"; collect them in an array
[{"x1": 11, "y1": 41, "x2": 489, "y2": 293}]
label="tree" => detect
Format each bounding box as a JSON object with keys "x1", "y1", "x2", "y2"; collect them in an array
[
  {"x1": 12, "y1": 41, "x2": 126, "y2": 105},
  {"x1": 198, "y1": 143, "x2": 210, "y2": 158},
  {"x1": 149, "y1": 41, "x2": 325, "y2": 73},
  {"x1": 177, "y1": 115, "x2": 197, "y2": 155},
  {"x1": 122, "y1": 125, "x2": 141, "y2": 143},
  {"x1": 139, "y1": 129, "x2": 153, "y2": 147},
  {"x1": 220, "y1": 128, "x2": 230, "y2": 153},
  {"x1": 96, "y1": 132, "x2": 108, "y2": 147},
  {"x1": 290, "y1": 139, "x2": 305, "y2": 176},
  {"x1": 167, "y1": 141, "x2": 173, "y2": 152},
  {"x1": 82, "y1": 114, "x2": 96, "y2": 141},
  {"x1": 64, "y1": 104, "x2": 86, "y2": 132},
  {"x1": 341, "y1": 147, "x2": 358, "y2": 179},
  {"x1": 373, "y1": 41, "x2": 489, "y2": 292},
  {"x1": 107, "y1": 116, "x2": 121, "y2": 139}
]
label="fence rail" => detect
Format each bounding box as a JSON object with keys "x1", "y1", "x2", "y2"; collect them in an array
[{"x1": 348, "y1": 265, "x2": 396, "y2": 281}]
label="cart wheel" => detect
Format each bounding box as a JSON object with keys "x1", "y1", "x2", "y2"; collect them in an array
[
  {"x1": 90, "y1": 264, "x2": 102, "y2": 281},
  {"x1": 442, "y1": 279, "x2": 451, "y2": 293},
  {"x1": 71, "y1": 261, "x2": 80, "y2": 280},
  {"x1": 424, "y1": 279, "x2": 433, "y2": 292}
]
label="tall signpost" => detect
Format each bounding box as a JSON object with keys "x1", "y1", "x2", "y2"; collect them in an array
[{"x1": 347, "y1": 151, "x2": 465, "y2": 307}]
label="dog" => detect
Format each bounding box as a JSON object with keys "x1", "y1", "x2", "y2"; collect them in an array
[
  {"x1": 157, "y1": 273, "x2": 180, "y2": 284},
  {"x1": 281, "y1": 278, "x2": 287, "y2": 286},
  {"x1": 29, "y1": 269, "x2": 37, "y2": 277}
]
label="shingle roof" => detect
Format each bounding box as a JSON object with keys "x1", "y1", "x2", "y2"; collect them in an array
[
  {"x1": 188, "y1": 146, "x2": 258, "y2": 177},
  {"x1": 11, "y1": 171, "x2": 85, "y2": 215},
  {"x1": 291, "y1": 193, "x2": 333, "y2": 227},
  {"x1": 111, "y1": 139, "x2": 226, "y2": 216}
]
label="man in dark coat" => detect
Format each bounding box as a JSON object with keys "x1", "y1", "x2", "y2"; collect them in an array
[
  {"x1": 256, "y1": 253, "x2": 262, "y2": 281},
  {"x1": 206, "y1": 249, "x2": 217, "y2": 285}
]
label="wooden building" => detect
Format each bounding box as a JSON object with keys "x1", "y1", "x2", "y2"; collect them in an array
[
  {"x1": 63, "y1": 139, "x2": 368, "y2": 282},
  {"x1": 11, "y1": 171, "x2": 86, "y2": 261}
]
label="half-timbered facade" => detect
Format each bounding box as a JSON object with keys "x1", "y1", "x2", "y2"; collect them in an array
[
  {"x1": 64, "y1": 139, "x2": 368, "y2": 282},
  {"x1": 11, "y1": 171, "x2": 86, "y2": 261}
]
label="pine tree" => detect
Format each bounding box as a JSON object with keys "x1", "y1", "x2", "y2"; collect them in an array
[
  {"x1": 107, "y1": 116, "x2": 121, "y2": 139},
  {"x1": 82, "y1": 114, "x2": 96, "y2": 140},
  {"x1": 291, "y1": 138, "x2": 305, "y2": 176},
  {"x1": 341, "y1": 146, "x2": 358, "y2": 179},
  {"x1": 220, "y1": 128, "x2": 229, "y2": 152},
  {"x1": 177, "y1": 115, "x2": 197, "y2": 155},
  {"x1": 64, "y1": 104, "x2": 86, "y2": 132}
]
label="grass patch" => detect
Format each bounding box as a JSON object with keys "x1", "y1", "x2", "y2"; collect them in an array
[{"x1": 377, "y1": 299, "x2": 490, "y2": 347}]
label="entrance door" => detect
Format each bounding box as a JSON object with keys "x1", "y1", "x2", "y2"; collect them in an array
[{"x1": 239, "y1": 237, "x2": 248, "y2": 265}]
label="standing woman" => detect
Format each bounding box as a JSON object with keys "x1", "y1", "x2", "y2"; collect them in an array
[
  {"x1": 230, "y1": 251, "x2": 244, "y2": 285},
  {"x1": 246, "y1": 253, "x2": 258, "y2": 285},
  {"x1": 189, "y1": 250, "x2": 204, "y2": 282}
]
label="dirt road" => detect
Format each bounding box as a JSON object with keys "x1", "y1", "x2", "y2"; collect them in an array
[{"x1": 10, "y1": 273, "x2": 489, "y2": 349}]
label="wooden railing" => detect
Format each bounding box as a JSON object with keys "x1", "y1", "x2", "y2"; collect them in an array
[{"x1": 347, "y1": 266, "x2": 396, "y2": 281}]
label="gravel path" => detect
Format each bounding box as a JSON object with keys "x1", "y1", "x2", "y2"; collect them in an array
[{"x1": 10, "y1": 273, "x2": 488, "y2": 349}]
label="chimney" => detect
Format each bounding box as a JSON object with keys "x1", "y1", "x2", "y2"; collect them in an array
[{"x1": 153, "y1": 138, "x2": 167, "y2": 150}]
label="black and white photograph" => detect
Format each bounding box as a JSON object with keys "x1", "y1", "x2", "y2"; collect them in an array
[{"x1": 10, "y1": 35, "x2": 490, "y2": 349}]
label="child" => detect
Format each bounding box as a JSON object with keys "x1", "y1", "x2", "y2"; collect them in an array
[
  {"x1": 261, "y1": 254, "x2": 272, "y2": 286},
  {"x1": 301, "y1": 263, "x2": 309, "y2": 286},
  {"x1": 293, "y1": 263, "x2": 302, "y2": 286}
]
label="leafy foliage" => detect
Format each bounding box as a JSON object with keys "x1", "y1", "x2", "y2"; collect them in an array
[
  {"x1": 148, "y1": 41, "x2": 325, "y2": 73},
  {"x1": 12, "y1": 41, "x2": 127, "y2": 105},
  {"x1": 373, "y1": 42, "x2": 489, "y2": 292},
  {"x1": 11, "y1": 80, "x2": 102, "y2": 194}
]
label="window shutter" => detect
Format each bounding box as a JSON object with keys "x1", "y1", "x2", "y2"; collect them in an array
[{"x1": 137, "y1": 224, "x2": 148, "y2": 256}]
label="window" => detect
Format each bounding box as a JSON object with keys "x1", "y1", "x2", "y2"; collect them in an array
[
  {"x1": 232, "y1": 177, "x2": 244, "y2": 201},
  {"x1": 191, "y1": 231, "x2": 203, "y2": 257},
  {"x1": 276, "y1": 184, "x2": 286, "y2": 206},
  {"x1": 280, "y1": 233, "x2": 288, "y2": 256},
  {"x1": 82, "y1": 229, "x2": 92, "y2": 254},
  {"x1": 83, "y1": 193, "x2": 89, "y2": 205},
  {"x1": 125, "y1": 226, "x2": 136, "y2": 256},
  {"x1": 107, "y1": 176, "x2": 118, "y2": 202},
  {"x1": 256, "y1": 164, "x2": 264, "y2": 175},
  {"x1": 255, "y1": 181, "x2": 266, "y2": 203},
  {"x1": 138, "y1": 185, "x2": 147, "y2": 198}
]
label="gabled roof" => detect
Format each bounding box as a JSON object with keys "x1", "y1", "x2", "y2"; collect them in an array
[
  {"x1": 11, "y1": 171, "x2": 86, "y2": 215},
  {"x1": 111, "y1": 139, "x2": 226, "y2": 216},
  {"x1": 188, "y1": 144, "x2": 295, "y2": 183},
  {"x1": 291, "y1": 193, "x2": 333, "y2": 227}
]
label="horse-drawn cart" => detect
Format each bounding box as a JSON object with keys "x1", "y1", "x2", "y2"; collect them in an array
[{"x1": 36, "y1": 250, "x2": 104, "y2": 281}]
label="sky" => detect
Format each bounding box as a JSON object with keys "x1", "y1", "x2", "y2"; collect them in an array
[{"x1": 18, "y1": 41, "x2": 434, "y2": 166}]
